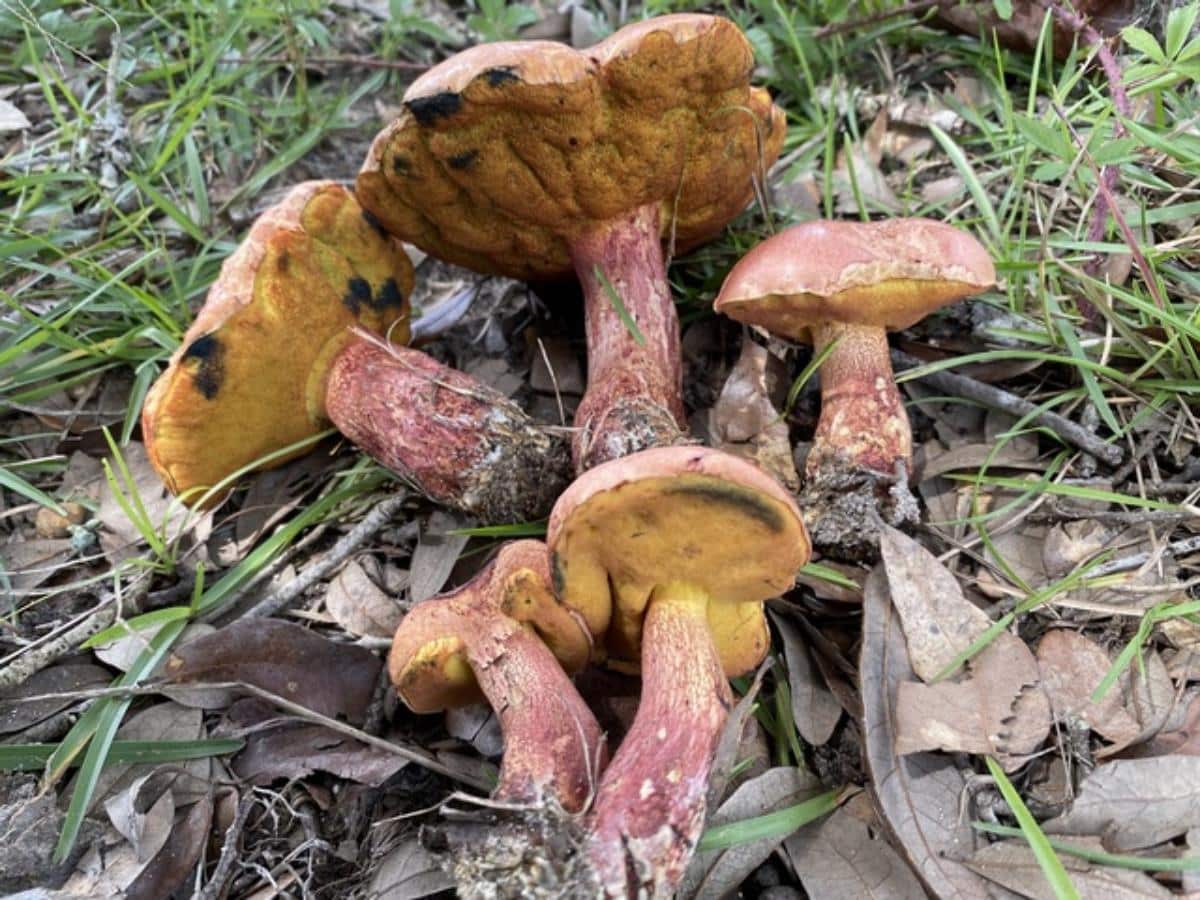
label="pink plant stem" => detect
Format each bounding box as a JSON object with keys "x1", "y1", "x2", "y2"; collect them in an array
[
  {"x1": 568, "y1": 205, "x2": 687, "y2": 472},
  {"x1": 807, "y1": 321, "x2": 912, "y2": 478},
  {"x1": 324, "y1": 337, "x2": 569, "y2": 523},
  {"x1": 585, "y1": 582, "x2": 731, "y2": 897}
]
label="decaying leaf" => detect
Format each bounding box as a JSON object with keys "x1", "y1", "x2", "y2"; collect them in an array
[
  {"x1": 1044, "y1": 756, "x2": 1200, "y2": 851},
  {"x1": 771, "y1": 610, "x2": 841, "y2": 746},
  {"x1": 878, "y1": 524, "x2": 992, "y2": 681},
  {"x1": 103, "y1": 771, "x2": 175, "y2": 862},
  {"x1": 409, "y1": 510, "x2": 469, "y2": 604},
  {"x1": 706, "y1": 667, "x2": 771, "y2": 808},
  {"x1": 234, "y1": 722, "x2": 407, "y2": 786},
  {"x1": 1036, "y1": 629, "x2": 1143, "y2": 744},
  {"x1": 368, "y1": 838, "x2": 455, "y2": 899},
  {"x1": 326, "y1": 556, "x2": 404, "y2": 638},
  {"x1": 895, "y1": 631, "x2": 1051, "y2": 768},
  {"x1": 124, "y1": 796, "x2": 213, "y2": 900},
  {"x1": 966, "y1": 838, "x2": 1172, "y2": 899},
  {"x1": 708, "y1": 340, "x2": 799, "y2": 491},
  {"x1": 785, "y1": 805, "x2": 927, "y2": 899},
  {"x1": 0, "y1": 663, "x2": 111, "y2": 736},
  {"x1": 446, "y1": 703, "x2": 504, "y2": 758},
  {"x1": 1130, "y1": 690, "x2": 1200, "y2": 758},
  {"x1": 860, "y1": 568, "x2": 989, "y2": 898},
  {"x1": 163, "y1": 619, "x2": 382, "y2": 724},
  {"x1": 681, "y1": 767, "x2": 824, "y2": 900}
]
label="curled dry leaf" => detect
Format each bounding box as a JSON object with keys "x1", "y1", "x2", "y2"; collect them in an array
[
  {"x1": 771, "y1": 610, "x2": 841, "y2": 746},
  {"x1": 1130, "y1": 690, "x2": 1200, "y2": 758},
  {"x1": 1036, "y1": 629, "x2": 1143, "y2": 744},
  {"x1": 895, "y1": 632, "x2": 1051, "y2": 769},
  {"x1": 124, "y1": 795, "x2": 213, "y2": 900},
  {"x1": 965, "y1": 838, "x2": 1172, "y2": 900},
  {"x1": 878, "y1": 524, "x2": 992, "y2": 682},
  {"x1": 326, "y1": 556, "x2": 404, "y2": 638},
  {"x1": 706, "y1": 667, "x2": 771, "y2": 809},
  {"x1": 103, "y1": 771, "x2": 175, "y2": 862},
  {"x1": 680, "y1": 766, "x2": 824, "y2": 900},
  {"x1": 1044, "y1": 756, "x2": 1200, "y2": 851},
  {"x1": 163, "y1": 619, "x2": 382, "y2": 725},
  {"x1": 860, "y1": 567, "x2": 989, "y2": 899},
  {"x1": 785, "y1": 805, "x2": 927, "y2": 900},
  {"x1": 709, "y1": 340, "x2": 799, "y2": 491}
]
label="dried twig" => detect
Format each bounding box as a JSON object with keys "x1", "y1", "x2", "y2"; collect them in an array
[
  {"x1": 814, "y1": 0, "x2": 941, "y2": 38},
  {"x1": 197, "y1": 791, "x2": 255, "y2": 900},
  {"x1": 892, "y1": 349, "x2": 1124, "y2": 465}
]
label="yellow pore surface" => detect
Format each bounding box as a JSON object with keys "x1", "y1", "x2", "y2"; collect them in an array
[
  {"x1": 552, "y1": 473, "x2": 808, "y2": 675},
  {"x1": 142, "y1": 182, "x2": 413, "y2": 504},
  {"x1": 357, "y1": 14, "x2": 785, "y2": 280}
]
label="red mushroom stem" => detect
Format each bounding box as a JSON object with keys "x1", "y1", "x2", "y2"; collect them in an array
[
  {"x1": 805, "y1": 321, "x2": 912, "y2": 479},
  {"x1": 585, "y1": 582, "x2": 732, "y2": 897},
  {"x1": 568, "y1": 205, "x2": 687, "y2": 471},
  {"x1": 324, "y1": 336, "x2": 570, "y2": 525}
]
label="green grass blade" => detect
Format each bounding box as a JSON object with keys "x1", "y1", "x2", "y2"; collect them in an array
[
  {"x1": 698, "y1": 789, "x2": 839, "y2": 851},
  {"x1": 1, "y1": 739, "x2": 243, "y2": 773}
]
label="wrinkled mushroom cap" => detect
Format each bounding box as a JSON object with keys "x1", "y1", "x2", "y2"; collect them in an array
[
  {"x1": 142, "y1": 181, "x2": 413, "y2": 504},
  {"x1": 547, "y1": 447, "x2": 810, "y2": 675},
  {"x1": 714, "y1": 218, "x2": 996, "y2": 341},
  {"x1": 388, "y1": 540, "x2": 593, "y2": 711},
  {"x1": 357, "y1": 14, "x2": 785, "y2": 279}
]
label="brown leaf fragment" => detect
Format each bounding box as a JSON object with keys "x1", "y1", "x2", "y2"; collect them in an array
[
  {"x1": 409, "y1": 510, "x2": 469, "y2": 604},
  {"x1": 1044, "y1": 756, "x2": 1200, "y2": 850},
  {"x1": 1035, "y1": 630, "x2": 1141, "y2": 744},
  {"x1": 771, "y1": 611, "x2": 841, "y2": 746},
  {"x1": 326, "y1": 556, "x2": 404, "y2": 638},
  {"x1": 879, "y1": 524, "x2": 993, "y2": 682},
  {"x1": 895, "y1": 632, "x2": 1050, "y2": 768},
  {"x1": 233, "y1": 721, "x2": 407, "y2": 786},
  {"x1": 1130, "y1": 690, "x2": 1200, "y2": 758},
  {"x1": 0, "y1": 663, "x2": 111, "y2": 736},
  {"x1": 163, "y1": 619, "x2": 382, "y2": 725},
  {"x1": 785, "y1": 805, "x2": 927, "y2": 899},
  {"x1": 965, "y1": 838, "x2": 1172, "y2": 899},
  {"x1": 368, "y1": 837, "x2": 455, "y2": 899},
  {"x1": 125, "y1": 795, "x2": 213, "y2": 900},
  {"x1": 860, "y1": 567, "x2": 990, "y2": 899},
  {"x1": 681, "y1": 767, "x2": 824, "y2": 900}
]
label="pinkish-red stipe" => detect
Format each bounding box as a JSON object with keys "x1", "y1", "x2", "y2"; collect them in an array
[
  {"x1": 325, "y1": 337, "x2": 570, "y2": 524},
  {"x1": 568, "y1": 205, "x2": 688, "y2": 471}
]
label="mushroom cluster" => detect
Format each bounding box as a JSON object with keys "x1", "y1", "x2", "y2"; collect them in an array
[{"x1": 143, "y1": 12, "x2": 996, "y2": 900}]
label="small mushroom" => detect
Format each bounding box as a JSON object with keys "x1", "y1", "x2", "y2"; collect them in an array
[
  {"x1": 142, "y1": 181, "x2": 569, "y2": 523},
  {"x1": 357, "y1": 14, "x2": 785, "y2": 472},
  {"x1": 547, "y1": 446, "x2": 810, "y2": 897},
  {"x1": 715, "y1": 218, "x2": 995, "y2": 556}
]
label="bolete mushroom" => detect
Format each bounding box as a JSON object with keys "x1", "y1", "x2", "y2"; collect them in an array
[
  {"x1": 142, "y1": 180, "x2": 569, "y2": 523},
  {"x1": 357, "y1": 14, "x2": 784, "y2": 472},
  {"x1": 714, "y1": 217, "x2": 995, "y2": 555},
  {"x1": 546, "y1": 446, "x2": 810, "y2": 897}
]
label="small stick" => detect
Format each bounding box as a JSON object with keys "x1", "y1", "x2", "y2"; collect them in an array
[
  {"x1": 1087, "y1": 534, "x2": 1200, "y2": 579},
  {"x1": 892, "y1": 349, "x2": 1124, "y2": 466},
  {"x1": 196, "y1": 791, "x2": 255, "y2": 900},
  {"x1": 814, "y1": 0, "x2": 941, "y2": 38},
  {"x1": 240, "y1": 493, "x2": 408, "y2": 620}
]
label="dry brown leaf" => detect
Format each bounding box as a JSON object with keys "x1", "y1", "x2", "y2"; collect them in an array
[
  {"x1": 680, "y1": 767, "x2": 823, "y2": 900},
  {"x1": 234, "y1": 722, "x2": 407, "y2": 786},
  {"x1": 860, "y1": 567, "x2": 990, "y2": 899},
  {"x1": 916, "y1": 442, "x2": 1042, "y2": 482},
  {"x1": 124, "y1": 795, "x2": 213, "y2": 900},
  {"x1": 409, "y1": 510, "x2": 469, "y2": 604},
  {"x1": 878, "y1": 524, "x2": 993, "y2": 682},
  {"x1": 367, "y1": 837, "x2": 455, "y2": 899},
  {"x1": 709, "y1": 341, "x2": 798, "y2": 491},
  {"x1": 163, "y1": 619, "x2": 382, "y2": 725},
  {"x1": 1036, "y1": 630, "x2": 1142, "y2": 744},
  {"x1": 326, "y1": 557, "x2": 404, "y2": 638},
  {"x1": 445, "y1": 703, "x2": 504, "y2": 758},
  {"x1": 1130, "y1": 691, "x2": 1200, "y2": 757},
  {"x1": 103, "y1": 771, "x2": 175, "y2": 863},
  {"x1": 771, "y1": 611, "x2": 841, "y2": 746},
  {"x1": 0, "y1": 663, "x2": 110, "y2": 736},
  {"x1": 966, "y1": 838, "x2": 1172, "y2": 899},
  {"x1": 895, "y1": 631, "x2": 1050, "y2": 768},
  {"x1": 785, "y1": 805, "x2": 927, "y2": 899},
  {"x1": 1044, "y1": 756, "x2": 1200, "y2": 850},
  {"x1": 794, "y1": 561, "x2": 865, "y2": 605}
]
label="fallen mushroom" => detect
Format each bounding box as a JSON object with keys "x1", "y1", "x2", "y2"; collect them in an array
[
  {"x1": 547, "y1": 446, "x2": 810, "y2": 897},
  {"x1": 715, "y1": 217, "x2": 995, "y2": 557},
  {"x1": 142, "y1": 181, "x2": 569, "y2": 523},
  {"x1": 357, "y1": 14, "x2": 785, "y2": 472},
  {"x1": 389, "y1": 540, "x2": 605, "y2": 888}
]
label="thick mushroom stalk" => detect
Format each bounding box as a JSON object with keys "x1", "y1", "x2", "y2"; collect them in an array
[
  {"x1": 569, "y1": 205, "x2": 685, "y2": 470},
  {"x1": 715, "y1": 218, "x2": 995, "y2": 558},
  {"x1": 548, "y1": 447, "x2": 810, "y2": 897},
  {"x1": 142, "y1": 181, "x2": 569, "y2": 523},
  {"x1": 586, "y1": 582, "x2": 732, "y2": 897},
  {"x1": 355, "y1": 14, "x2": 785, "y2": 473}
]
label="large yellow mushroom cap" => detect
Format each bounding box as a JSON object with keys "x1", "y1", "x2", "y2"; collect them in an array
[
  {"x1": 547, "y1": 446, "x2": 810, "y2": 675},
  {"x1": 141, "y1": 181, "x2": 413, "y2": 504},
  {"x1": 714, "y1": 217, "x2": 997, "y2": 342},
  {"x1": 356, "y1": 14, "x2": 785, "y2": 280}
]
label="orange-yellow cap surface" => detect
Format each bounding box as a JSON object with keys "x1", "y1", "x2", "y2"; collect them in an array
[
  {"x1": 142, "y1": 181, "x2": 413, "y2": 504},
  {"x1": 715, "y1": 218, "x2": 996, "y2": 342},
  {"x1": 546, "y1": 446, "x2": 810, "y2": 675},
  {"x1": 357, "y1": 14, "x2": 785, "y2": 280}
]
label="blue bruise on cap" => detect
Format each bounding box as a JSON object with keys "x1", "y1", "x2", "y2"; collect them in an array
[
  {"x1": 182, "y1": 333, "x2": 225, "y2": 400},
  {"x1": 484, "y1": 66, "x2": 520, "y2": 87},
  {"x1": 343, "y1": 277, "x2": 406, "y2": 315},
  {"x1": 407, "y1": 92, "x2": 462, "y2": 126},
  {"x1": 447, "y1": 149, "x2": 478, "y2": 170},
  {"x1": 664, "y1": 481, "x2": 784, "y2": 532}
]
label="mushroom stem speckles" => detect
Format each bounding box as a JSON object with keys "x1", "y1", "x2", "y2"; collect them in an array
[
  {"x1": 584, "y1": 581, "x2": 732, "y2": 898},
  {"x1": 568, "y1": 205, "x2": 688, "y2": 471}
]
